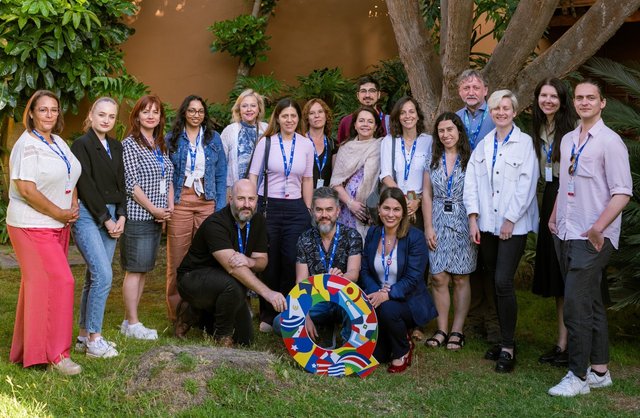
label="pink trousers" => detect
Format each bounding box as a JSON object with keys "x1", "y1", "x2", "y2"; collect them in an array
[
  {"x1": 166, "y1": 187, "x2": 215, "y2": 321},
  {"x1": 8, "y1": 226, "x2": 75, "y2": 367}
]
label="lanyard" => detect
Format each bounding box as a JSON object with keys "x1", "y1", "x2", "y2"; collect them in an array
[
  {"x1": 463, "y1": 108, "x2": 487, "y2": 150},
  {"x1": 317, "y1": 224, "x2": 340, "y2": 272},
  {"x1": 236, "y1": 221, "x2": 251, "y2": 255},
  {"x1": 541, "y1": 142, "x2": 553, "y2": 164},
  {"x1": 380, "y1": 228, "x2": 397, "y2": 285},
  {"x1": 278, "y1": 133, "x2": 296, "y2": 178},
  {"x1": 442, "y1": 153, "x2": 460, "y2": 198},
  {"x1": 308, "y1": 132, "x2": 328, "y2": 173},
  {"x1": 32, "y1": 130, "x2": 71, "y2": 178},
  {"x1": 144, "y1": 135, "x2": 165, "y2": 178},
  {"x1": 491, "y1": 126, "x2": 514, "y2": 172},
  {"x1": 186, "y1": 128, "x2": 202, "y2": 173},
  {"x1": 103, "y1": 139, "x2": 112, "y2": 159},
  {"x1": 569, "y1": 136, "x2": 591, "y2": 177},
  {"x1": 401, "y1": 137, "x2": 418, "y2": 181}
]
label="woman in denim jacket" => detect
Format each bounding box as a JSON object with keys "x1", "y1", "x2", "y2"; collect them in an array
[{"x1": 166, "y1": 94, "x2": 227, "y2": 323}]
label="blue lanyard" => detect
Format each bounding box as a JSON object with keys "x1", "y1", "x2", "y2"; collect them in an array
[
  {"x1": 569, "y1": 136, "x2": 591, "y2": 177},
  {"x1": 144, "y1": 135, "x2": 165, "y2": 178},
  {"x1": 278, "y1": 133, "x2": 296, "y2": 178},
  {"x1": 463, "y1": 109, "x2": 487, "y2": 150},
  {"x1": 32, "y1": 130, "x2": 71, "y2": 177},
  {"x1": 400, "y1": 137, "x2": 418, "y2": 182},
  {"x1": 103, "y1": 139, "x2": 112, "y2": 159},
  {"x1": 308, "y1": 132, "x2": 328, "y2": 173},
  {"x1": 236, "y1": 221, "x2": 250, "y2": 255},
  {"x1": 491, "y1": 126, "x2": 514, "y2": 172},
  {"x1": 186, "y1": 129, "x2": 201, "y2": 173},
  {"x1": 380, "y1": 228, "x2": 397, "y2": 285},
  {"x1": 442, "y1": 153, "x2": 460, "y2": 198},
  {"x1": 317, "y1": 224, "x2": 340, "y2": 272},
  {"x1": 541, "y1": 142, "x2": 553, "y2": 164}
]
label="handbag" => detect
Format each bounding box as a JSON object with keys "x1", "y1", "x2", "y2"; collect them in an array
[{"x1": 366, "y1": 137, "x2": 396, "y2": 223}]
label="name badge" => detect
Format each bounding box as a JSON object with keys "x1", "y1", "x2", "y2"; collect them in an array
[
  {"x1": 567, "y1": 178, "x2": 575, "y2": 196},
  {"x1": 160, "y1": 178, "x2": 167, "y2": 195},
  {"x1": 444, "y1": 200, "x2": 453, "y2": 213},
  {"x1": 316, "y1": 179, "x2": 324, "y2": 188},
  {"x1": 65, "y1": 179, "x2": 72, "y2": 194},
  {"x1": 545, "y1": 164, "x2": 553, "y2": 182}
]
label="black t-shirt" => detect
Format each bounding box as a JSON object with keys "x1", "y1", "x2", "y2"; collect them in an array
[{"x1": 177, "y1": 205, "x2": 268, "y2": 275}]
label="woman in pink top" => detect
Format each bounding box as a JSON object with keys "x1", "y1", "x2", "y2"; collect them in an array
[{"x1": 249, "y1": 98, "x2": 314, "y2": 332}]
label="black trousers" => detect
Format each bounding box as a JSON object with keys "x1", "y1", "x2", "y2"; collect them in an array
[
  {"x1": 374, "y1": 300, "x2": 416, "y2": 363},
  {"x1": 177, "y1": 267, "x2": 253, "y2": 345},
  {"x1": 480, "y1": 232, "x2": 527, "y2": 349}
]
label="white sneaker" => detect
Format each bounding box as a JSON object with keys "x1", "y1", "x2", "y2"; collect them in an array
[
  {"x1": 49, "y1": 358, "x2": 82, "y2": 376},
  {"x1": 124, "y1": 322, "x2": 158, "y2": 340},
  {"x1": 587, "y1": 367, "x2": 613, "y2": 388},
  {"x1": 86, "y1": 337, "x2": 119, "y2": 358},
  {"x1": 548, "y1": 371, "x2": 590, "y2": 397},
  {"x1": 120, "y1": 320, "x2": 129, "y2": 335}
]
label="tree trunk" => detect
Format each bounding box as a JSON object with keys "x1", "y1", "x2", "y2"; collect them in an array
[
  {"x1": 513, "y1": 0, "x2": 640, "y2": 104},
  {"x1": 235, "y1": 0, "x2": 273, "y2": 80},
  {"x1": 437, "y1": 0, "x2": 474, "y2": 118},
  {"x1": 386, "y1": 0, "x2": 443, "y2": 125}
]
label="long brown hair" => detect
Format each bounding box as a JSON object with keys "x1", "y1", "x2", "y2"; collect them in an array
[
  {"x1": 23, "y1": 90, "x2": 64, "y2": 134},
  {"x1": 431, "y1": 112, "x2": 471, "y2": 171},
  {"x1": 263, "y1": 98, "x2": 302, "y2": 138},
  {"x1": 347, "y1": 106, "x2": 384, "y2": 140},
  {"x1": 127, "y1": 94, "x2": 167, "y2": 153},
  {"x1": 378, "y1": 187, "x2": 410, "y2": 238},
  {"x1": 301, "y1": 98, "x2": 333, "y2": 137}
]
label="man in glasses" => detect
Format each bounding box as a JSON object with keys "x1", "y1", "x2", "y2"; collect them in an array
[
  {"x1": 548, "y1": 79, "x2": 632, "y2": 397},
  {"x1": 336, "y1": 75, "x2": 389, "y2": 144}
]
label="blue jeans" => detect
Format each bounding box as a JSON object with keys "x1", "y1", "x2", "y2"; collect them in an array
[{"x1": 72, "y1": 202, "x2": 117, "y2": 334}]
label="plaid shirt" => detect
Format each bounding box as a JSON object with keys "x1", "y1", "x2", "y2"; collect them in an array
[{"x1": 123, "y1": 135, "x2": 174, "y2": 221}]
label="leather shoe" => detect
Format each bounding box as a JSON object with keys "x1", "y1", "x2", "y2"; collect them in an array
[
  {"x1": 484, "y1": 344, "x2": 501, "y2": 361},
  {"x1": 552, "y1": 350, "x2": 569, "y2": 367},
  {"x1": 495, "y1": 350, "x2": 516, "y2": 373},
  {"x1": 539, "y1": 345, "x2": 564, "y2": 364}
]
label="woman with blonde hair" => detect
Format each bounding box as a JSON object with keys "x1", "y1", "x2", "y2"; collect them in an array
[
  {"x1": 221, "y1": 89, "x2": 268, "y2": 194},
  {"x1": 71, "y1": 96, "x2": 125, "y2": 358}
]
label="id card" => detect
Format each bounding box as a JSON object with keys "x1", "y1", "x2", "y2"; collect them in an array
[
  {"x1": 316, "y1": 179, "x2": 324, "y2": 188},
  {"x1": 567, "y1": 178, "x2": 575, "y2": 196},
  {"x1": 159, "y1": 178, "x2": 167, "y2": 195},
  {"x1": 444, "y1": 200, "x2": 453, "y2": 213},
  {"x1": 545, "y1": 164, "x2": 553, "y2": 182},
  {"x1": 65, "y1": 178, "x2": 72, "y2": 194}
]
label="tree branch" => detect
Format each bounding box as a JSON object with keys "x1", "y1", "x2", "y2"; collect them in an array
[
  {"x1": 437, "y1": 0, "x2": 474, "y2": 118},
  {"x1": 386, "y1": 0, "x2": 442, "y2": 125},
  {"x1": 514, "y1": 0, "x2": 640, "y2": 106},
  {"x1": 483, "y1": 0, "x2": 560, "y2": 92}
]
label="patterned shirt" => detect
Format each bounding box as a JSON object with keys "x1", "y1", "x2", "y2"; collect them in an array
[
  {"x1": 296, "y1": 223, "x2": 363, "y2": 275},
  {"x1": 123, "y1": 135, "x2": 174, "y2": 221}
]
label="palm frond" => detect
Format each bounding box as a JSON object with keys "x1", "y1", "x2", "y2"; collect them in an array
[
  {"x1": 602, "y1": 99, "x2": 640, "y2": 135},
  {"x1": 583, "y1": 57, "x2": 640, "y2": 98}
]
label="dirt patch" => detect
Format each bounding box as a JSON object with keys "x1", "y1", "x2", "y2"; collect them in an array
[{"x1": 127, "y1": 345, "x2": 278, "y2": 414}]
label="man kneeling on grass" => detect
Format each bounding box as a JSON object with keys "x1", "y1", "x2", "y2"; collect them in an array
[{"x1": 175, "y1": 179, "x2": 287, "y2": 346}]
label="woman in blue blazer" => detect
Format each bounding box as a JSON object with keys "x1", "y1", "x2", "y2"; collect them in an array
[{"x1": 361, "y1": 187, "x2": 437, "y2": 373}]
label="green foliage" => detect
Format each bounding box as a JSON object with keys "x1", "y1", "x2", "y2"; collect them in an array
[
  {"x1": 0, "y1": 0, "x2": 146, "y2": 120},
  {"x1": 229, "y1": 74, "x2": 285, "y2": 118},
  {"x1": 291, "y1": 68, "x2": 356, "y2": 120},
  {"x1": 208, "y1": 15, "x2": 271, "y2": 67},
  {"x1": 369, "y1": 58, "x2": 411, "y2": 113},
  {"x1": 0, "y1": 198, "x2": 8, "y2": 245}
]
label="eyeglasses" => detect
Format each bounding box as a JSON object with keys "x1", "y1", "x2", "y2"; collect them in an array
[
  {"x1": 36, "y1": 107, "x2": 59, "y2": 115},
  {"x1": 187, "y1": 108, "x2": 205, "y2": 116},
  {"x1": 358, "y1": 88, "x2": 378, "y2": 95}
]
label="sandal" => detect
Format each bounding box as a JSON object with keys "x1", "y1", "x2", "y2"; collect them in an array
[
  {"x1": 425, "y1": 330, "x2": 448, "y2": 348},
  {"x1": 446, "y1": 331, "x2": 465, "y2": 351}
]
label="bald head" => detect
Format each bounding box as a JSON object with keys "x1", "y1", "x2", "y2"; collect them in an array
[{"x1": 230, "y1": 179, "x2": 258, "y2": 223}]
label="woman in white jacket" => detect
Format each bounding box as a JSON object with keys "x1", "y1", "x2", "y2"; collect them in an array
[
  {"x1": 220, "y1": 89, "x2": 269, "y2": 196},
  {"x1": 464, "y1": 90, "x2": 539, "y2": 374}
]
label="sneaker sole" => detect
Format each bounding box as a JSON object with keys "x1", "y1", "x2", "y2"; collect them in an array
[{"x1": 86, "y1": 350, "x2": 119, "y2": 359}]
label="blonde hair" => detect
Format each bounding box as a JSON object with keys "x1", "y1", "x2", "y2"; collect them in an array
[
  {"x1": 231, "y1": 89, "x2": 265, "y2": 123},
  {"x1": 487, "y1": 89, "x2": 518, "y2": 114},
  {"x1": 83, "y1": 97, "x2": 118, "y2": 131}
]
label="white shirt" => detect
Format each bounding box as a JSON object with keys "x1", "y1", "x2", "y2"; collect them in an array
[
  {"x1": 8, "y1": 130, "x2": 82, "y2": 228},
  {"x1": 379, "y1": 133, "x2": 432, "y2": 194},
  {"x1": 220, "y1": 121, "x2": 268, "y2": 187},
  {"x1": 463, "y1": 125, "x2": 539, "y2": 235}
]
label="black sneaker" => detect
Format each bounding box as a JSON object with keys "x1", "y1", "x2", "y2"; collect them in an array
[
  {"x1": 552, "y1": 349, "x2": 569, "y2": 367},
  {"x1": 539, "y1": 345, "x2": 564, "y2": 364}
]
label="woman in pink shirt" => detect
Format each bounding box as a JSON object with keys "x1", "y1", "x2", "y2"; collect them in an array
[{"x1": 249, "y1": 98, "x2": 314, "y2": 332}]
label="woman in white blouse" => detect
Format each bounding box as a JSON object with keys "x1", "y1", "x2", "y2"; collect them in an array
[
  {"x1": 380, "y1": 96, "x2": 432, "y2": 229},
  {"x1": 464, "y1": 90, "x2": 539, "y2": 374}
]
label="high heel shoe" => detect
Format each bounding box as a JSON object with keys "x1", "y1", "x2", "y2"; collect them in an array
[{"x1": 388, "y1": 340, "x2": 414, "y2": 373}]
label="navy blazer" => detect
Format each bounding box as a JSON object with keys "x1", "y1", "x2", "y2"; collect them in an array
[
  {"x1": 71, "y1": 128, "x2": 126, "y2": 224},
  {"x1": 360, "y1": 225, "x2": 437, "y2": 326}
]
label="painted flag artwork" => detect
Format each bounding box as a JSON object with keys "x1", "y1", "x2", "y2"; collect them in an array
[{"x1": 280, "y1": 274, "x2": 379, "y2": 377}]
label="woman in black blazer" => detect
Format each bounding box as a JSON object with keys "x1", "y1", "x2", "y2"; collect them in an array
[
  {"x1": 360, "y1": 187, "x2": 437, "y2": 373},
  {"x1": 70, "y1": 97, "x2": 126, "y2": 358}
]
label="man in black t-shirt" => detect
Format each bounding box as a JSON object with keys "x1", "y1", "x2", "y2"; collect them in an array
[{"x1": 176, "y1": 179, "x2": 287, "y2": 345}]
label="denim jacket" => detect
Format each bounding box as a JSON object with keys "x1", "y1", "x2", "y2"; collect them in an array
[{"x1": 168, "y1": 130, "x2": 227, "y2": 209}]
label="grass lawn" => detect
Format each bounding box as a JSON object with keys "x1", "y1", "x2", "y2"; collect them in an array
[{"x1": 0, "y1": 243, "x2": 638, "y2": 417}]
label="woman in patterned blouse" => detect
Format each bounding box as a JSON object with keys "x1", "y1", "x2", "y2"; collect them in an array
[{"x1": 120, "y1": 94, "x2": 174, "y2": 340}]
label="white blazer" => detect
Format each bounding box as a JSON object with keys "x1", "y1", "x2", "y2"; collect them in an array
[
  {"x1": 220, "y1": 121, "x2": 269, "y2": 187},
  {"x1": 463, "y1": 125, "x2": 539, "y2": 235}
]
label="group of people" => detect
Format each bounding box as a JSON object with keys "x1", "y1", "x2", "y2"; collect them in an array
[{"x1": 6, "y1": 67, "x2": 631, "y2": 397}]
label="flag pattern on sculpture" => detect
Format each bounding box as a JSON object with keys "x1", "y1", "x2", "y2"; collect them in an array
[{"x1": 280, "y1": 274, "x2": 379, "y2": 377}]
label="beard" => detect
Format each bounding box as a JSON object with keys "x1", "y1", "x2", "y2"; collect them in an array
[
  {"x1": 231, "y1": 205, "x2": 254, "y2": 223},
  {"x1": 316, "y1": 219, "x2": 336, "y2": 235}
]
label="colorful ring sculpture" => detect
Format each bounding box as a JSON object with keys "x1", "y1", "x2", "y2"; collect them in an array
[{"x1": 279, "y1": 274, "x2": 379, "y2": 377}]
